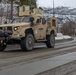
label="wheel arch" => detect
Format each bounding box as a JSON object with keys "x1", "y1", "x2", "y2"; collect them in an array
[
  {"x1": 21, "y1": 28, "x2": 34, "y2": 40},
  {"x1": 25, "y1": 28, "x2": 34, "y2": 36},
  {"x1": 50, "y1": 30, "x2": 55, "y2": 35},
  {"x1": 46, "y1": 29, "x2": 55, "y2": 37}
]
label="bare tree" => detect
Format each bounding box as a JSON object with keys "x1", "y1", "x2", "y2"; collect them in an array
[{"x1": 61, "y1": 21, "x2": 76, "y2": 36}]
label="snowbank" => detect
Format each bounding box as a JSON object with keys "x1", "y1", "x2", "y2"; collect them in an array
[{"x1": 55, "y1": 33, "x2": 72, "y2": 40}]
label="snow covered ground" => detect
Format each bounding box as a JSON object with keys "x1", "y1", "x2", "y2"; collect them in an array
[{"x1": 55, "y1": 33, "x2": 72, "y2": 40}]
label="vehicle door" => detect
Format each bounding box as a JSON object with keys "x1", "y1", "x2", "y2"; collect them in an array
[
  {"x1": 33, "y1": 18, "x2": 47, "y2": 40},
  {"x1": 39, "y1": 18, "x2": 47, "y2": 39}
]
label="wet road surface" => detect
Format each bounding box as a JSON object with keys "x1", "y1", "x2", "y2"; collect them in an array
[
  {"x1": 0, "y1": 52, "x2": 76, "y2": 75},
  {"x1": 0, "y1": 39, "x2": 76, "y2": 75}
]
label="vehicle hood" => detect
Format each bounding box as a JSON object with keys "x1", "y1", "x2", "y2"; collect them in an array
[{"x1": 0, "y1": 22, "x2": 30, "y2": 27}]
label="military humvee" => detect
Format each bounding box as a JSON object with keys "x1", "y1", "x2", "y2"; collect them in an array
[{"x1": 0, "y1": 5, "x2": 57, "y2": 51}]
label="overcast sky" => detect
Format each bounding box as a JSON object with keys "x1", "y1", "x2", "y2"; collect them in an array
[{"x1": 37, "y1": 0, "x2": 76, "y2": 8}]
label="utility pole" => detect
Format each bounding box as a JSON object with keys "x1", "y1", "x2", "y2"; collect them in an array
[
  {"x1": 6, "y1": 3, "x2": 8, "y2": 21},
  {"x1": 53, "y1": 0, "x2": 55, "y2": 17}
]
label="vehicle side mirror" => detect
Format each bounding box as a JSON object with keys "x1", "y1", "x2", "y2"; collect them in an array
[
  {"x1": 30, "y1": 17, "x2": 34, "y2": 22},
  {"x1": 30, "y1": 17, "x2": 34, "y2": 26},
  {"x1": 36, "y1": 19, "x2": 41, "y2": 23}
]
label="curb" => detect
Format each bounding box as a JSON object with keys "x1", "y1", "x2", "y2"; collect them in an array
[{"x1": 55, "y1": 38, "x2": 73, "y2": 43}]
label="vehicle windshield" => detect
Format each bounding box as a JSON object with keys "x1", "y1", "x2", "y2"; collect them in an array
[
  {"x1": 22, "y1": 17, "x2": 30, "y2": 22},
  {"x1": 11, "y1": 18, "x2": 21, "y2": 23}
]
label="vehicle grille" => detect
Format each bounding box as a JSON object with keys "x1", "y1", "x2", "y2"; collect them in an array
[
  {"x1": 7, "y1": 26, "x2": 12, "y2": 31},
  {"x1": 0, "y1": 26, "x2": 12, "y2": 32},
  {"x1": 0, "y1": 27, "x2": 2, "y2": 30}
]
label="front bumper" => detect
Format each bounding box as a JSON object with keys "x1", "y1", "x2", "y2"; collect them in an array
[
  {"x1": 0, "y1": 32, "x2": 10, "y2": 45},
  {"x1": 0, "y1": 32, "x2": 21, "y2": 45}
]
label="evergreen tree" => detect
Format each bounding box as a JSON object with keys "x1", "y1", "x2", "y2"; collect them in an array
[
  {"x1": 0, "y1": 0, "x2": 37, "y2": 19},
  {"x1": 20, "y1": 0, "x2": 37, "y2": 7}
]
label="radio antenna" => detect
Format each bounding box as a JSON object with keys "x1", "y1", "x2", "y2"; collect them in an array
[{"x1": 53, "y1": 0, "x2": 55, "y2": 17}]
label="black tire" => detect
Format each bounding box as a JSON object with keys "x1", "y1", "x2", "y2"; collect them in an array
[
  {"x1": 46, "y1": 34, "x2": 55, "y2": 48},
  {"x1": 20, "y1": 34, "x2": 34, "y2": 51},
  {"x1": 0, "y1": 45, "x2": 6, "y2": 51}
]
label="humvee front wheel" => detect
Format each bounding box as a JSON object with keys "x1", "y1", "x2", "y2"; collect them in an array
[
  {"x1": 0, "y1": 45, "x2": 6, "y2": 51},
  {"x1": 46, "y1": 34, "x2": 55, "y2": 48},
  {"x1": 20, "y1": 34, "x2": 34, "y2": 51}
]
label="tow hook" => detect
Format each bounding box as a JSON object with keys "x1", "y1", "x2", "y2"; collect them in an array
[{"x1": 0, "y1": 39, "x2": 6, "y2": 46}]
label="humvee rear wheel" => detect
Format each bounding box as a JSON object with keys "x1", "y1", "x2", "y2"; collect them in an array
[
  {"x1": 20, "y1": 34, "x2": 34, "y2": 51},
  {"x1": 46, "y1": 34, "x2": 55, "y2": 48},
  {"x1": 0, "y1": 45, "x2": 6, "y2": 51}
]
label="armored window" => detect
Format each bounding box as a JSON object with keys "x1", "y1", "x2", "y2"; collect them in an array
[
  {"x1": 11, "y1": 18, "x2": 21, "y2": 23},
  {"x1": 22, "y1": 17, "x2": 30, "y2": 22},
  {"x1": 52, "y1": 19, "x2": 56, "y2": 27}
]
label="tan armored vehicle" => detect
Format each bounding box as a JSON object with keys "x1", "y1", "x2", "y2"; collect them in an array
[{"x1": 0, "y1": 5, "x2": 57, "y2": 51}]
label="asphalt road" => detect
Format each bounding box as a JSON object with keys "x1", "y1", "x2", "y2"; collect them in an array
[
  {"x1": 0, "y1": 47, "x2": 76, "y2": 75},
  {"x1": 0, "y1": 39, "x2": 76, "y2": 75}
]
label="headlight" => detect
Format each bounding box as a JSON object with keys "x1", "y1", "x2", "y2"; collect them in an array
[{"x1": 14, "y1": 27, "x2": 19, "y2": 31}]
